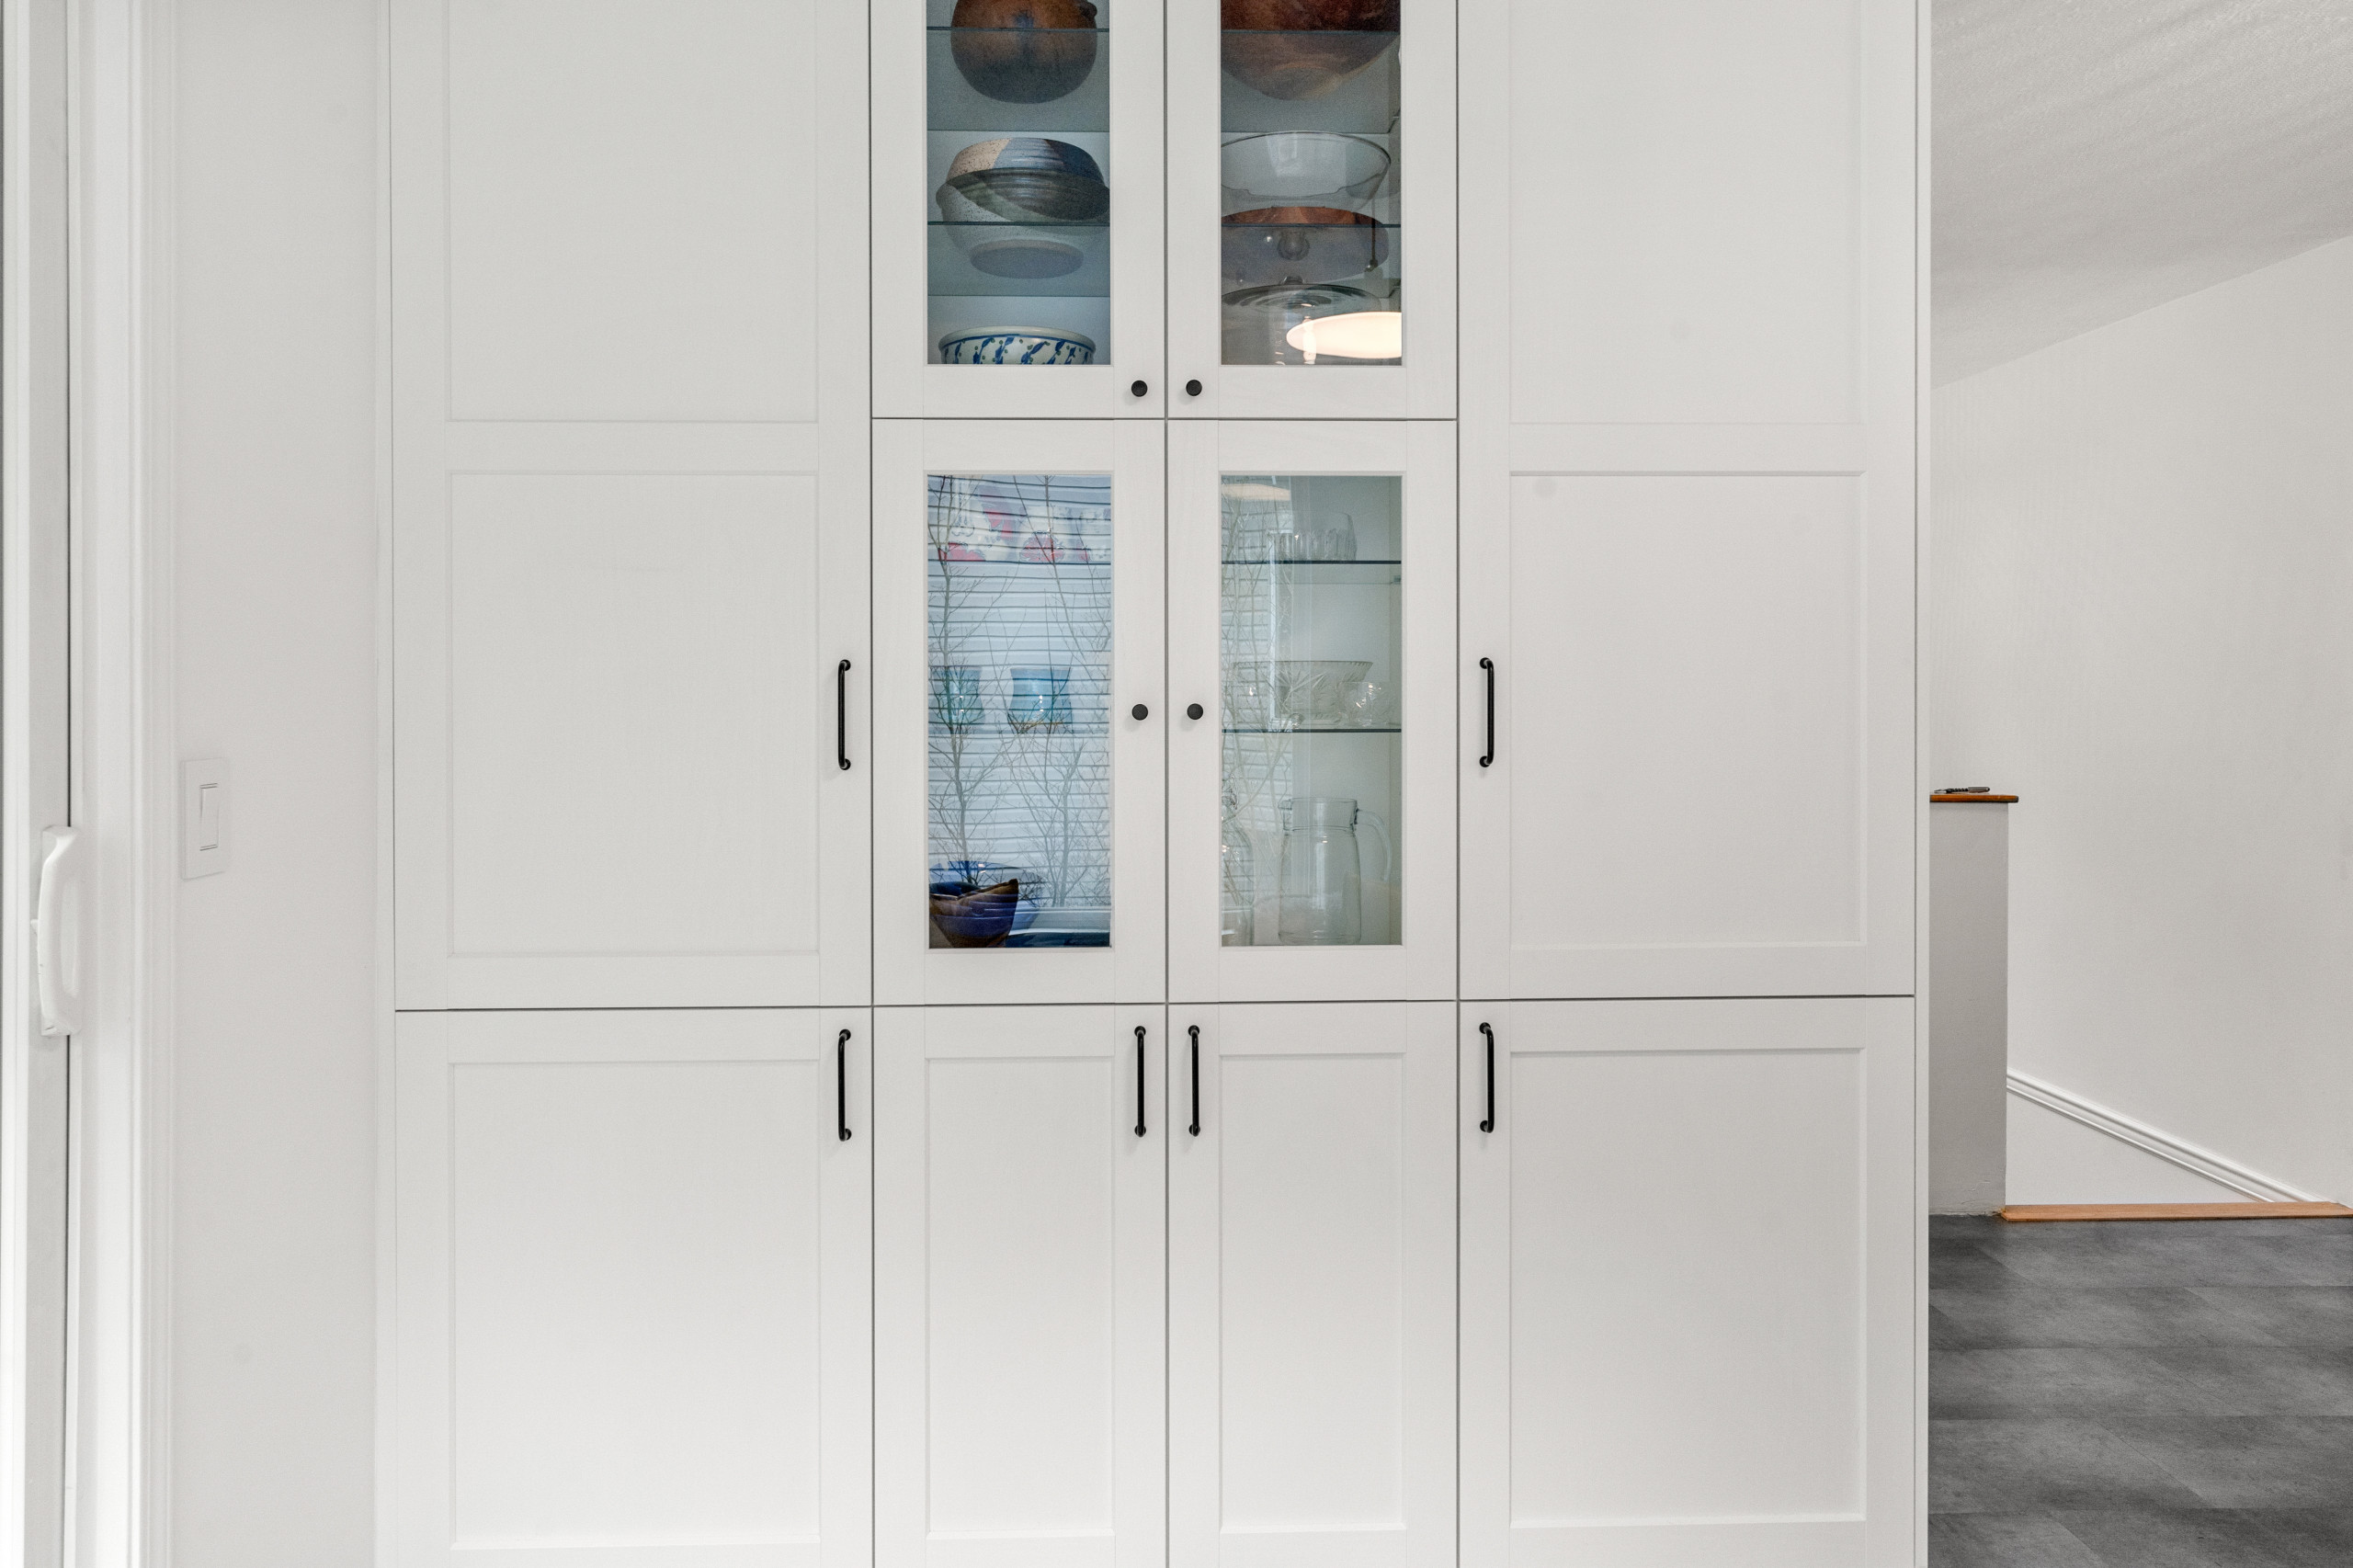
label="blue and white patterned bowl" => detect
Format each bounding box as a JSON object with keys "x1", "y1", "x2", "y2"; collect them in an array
[{"x1": 938, "y1": 326, "x2": 1097, "y2": 366}]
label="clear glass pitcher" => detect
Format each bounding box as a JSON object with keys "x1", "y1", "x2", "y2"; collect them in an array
[{"x1": 1277, "y1": 796, "x2": 1393, "y2": 946}]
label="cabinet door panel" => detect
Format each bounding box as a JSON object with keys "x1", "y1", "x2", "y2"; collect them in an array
[
  {"x1": 1169, "y1": 422, "x2": 1454, "y2": 1003},
  {"x1": 1460, "y1": 999, "x2": 1915, "y2": 1568},
  {"x1": 1459, "y1": 0, "x2": 1918, "y2": 1000},
  {"x1": 875, "y1": 422, "x2": 1166, "y2": 1005},
  {"x1": 1170, "y1": 1004, "x2": 1454, "y2": 1568},
  {"x1": 393, "y1": 1007, "x2": 870, "y2": 1568},
  {"x1": 877, "y1": 1006, "x2": 1165, "y2": 1568},
  {"x1": 392, "y1": 0, "x2": 870, "y2": 1008}
]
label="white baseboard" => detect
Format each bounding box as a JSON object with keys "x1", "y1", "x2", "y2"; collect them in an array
[{"x1": 2006, "y1": 1071, "x2": 2323, "y2": 1204}]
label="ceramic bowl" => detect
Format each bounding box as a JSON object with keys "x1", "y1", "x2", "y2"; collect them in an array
[
  {"x1": 938, "y1": 326, "x2": 1098, "y2": 366},
  {"x1": 1220, "y1": 133, "x2": 1390, "y2": 210},
  {"x1": 938, "y1": 210, "x2": 1107, "y2": 281},
  {"x1": 1221, "y1": 0, "x2": 1399, "y2": 102},
  {"x1": 1222, "y1": 205, "x2": 1389, "y2": 287},
  {"x1": 948, "y1": 135, "x2": 1105, "y2": 181},
  {"x1": 939, "y1": 167, "x2": 1110, "y2": 225},
  {"x1": 949, "y1": 0, "x2": 1101, "y2": 105}
]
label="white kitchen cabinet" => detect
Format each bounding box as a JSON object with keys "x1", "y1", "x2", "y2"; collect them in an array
[
  {"x1": 390, "y1": 0, "x2": 871, "y2": 1009},
  {"x1": 392, "y1": 1007, "x2": 871, "y2": 1568},
  {"x1": 1168, "y1": 1003, "x2": 1455, "y2": 1568},
  {"x1": 876, "y1": 1006, "x2": 1166, "y2": 1568},
  {"x1": 1168, "y1": 422, "x2": 1455, "y2": 1003},
  {"x1": 1460, "y1": 999, "x2": 1917, "y2": 1568},
  {"x1": 1456, "y1": 0, "x2": 1920, "y2": 1001},
  {"x1": 873, "y1": 420, "x2": 1167, "y2": 1005}
]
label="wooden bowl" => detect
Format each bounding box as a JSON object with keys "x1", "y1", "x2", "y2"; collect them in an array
[
  {"x1": 951, "y1": 0, "x2": 1101, "y2": 105},
  {"x1": 1222, "y1": 0, "x2": 1399, "y2": 100},
  {"x1": 930, "y1": 878, "x2": 1022, "y2": 948}
]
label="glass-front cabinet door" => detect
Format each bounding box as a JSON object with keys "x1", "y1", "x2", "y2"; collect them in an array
[
  {"x1": 1167, "y1": 0, "x2": 1455, "y2": 419},
  {"x1": 875, "y1": 421, "x2": 1166, "y2": 1003},
  {"x1": 875, "y1": 0, "x2": 1166, "y2": 418},
  {"x1": 1170, "y1": 421, "x2": 1454, "y2": 1001}
]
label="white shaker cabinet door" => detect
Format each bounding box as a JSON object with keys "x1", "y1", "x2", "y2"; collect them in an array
[
  {"x1": 1460, "y1": 1000, "x2": 1917, "y2": 1568},
  {"x1": 391, "y1": 0, "x2": 871, "y2": 1008},
  {"x1": 1168, "y1": 1003, "x2": 1456, "y2": 1568},
  {"x1": 877, "y1": 1006, "x2": 1167, "y2": 1568},
  {"x1": 1457, "y1": 0, "x2": 1920, "y2": 1000},
  {"x1": 392, "y1": 1007, "x2": 871, "y2": 1568}
]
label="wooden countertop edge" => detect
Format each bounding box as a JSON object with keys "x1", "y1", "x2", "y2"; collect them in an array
[
  {"x1": 2001, "y1": 1202, "x2": 2353, "y2": 1222},
  {"x1": 1932, "y1": 793, "x2": 2019, "y2": 803}
]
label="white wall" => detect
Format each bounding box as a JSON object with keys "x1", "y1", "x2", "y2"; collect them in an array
[
  {"x1": 169, "y1": 2, "x2": 379, "y2": 1561},
  {"x1": 1935, "y1": 233, "x2": 2353, "y2": 1205}
]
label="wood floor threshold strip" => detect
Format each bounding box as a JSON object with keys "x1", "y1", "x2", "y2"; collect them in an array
[{"x1": 2000, "y1": 1202, "x2": 2353, "y2": 1222}]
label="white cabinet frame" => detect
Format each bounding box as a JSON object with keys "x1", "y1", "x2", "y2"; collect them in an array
[
  {"x1": 1169, "y1": 1003, "x2": 1456, "y2": 1568},
  {"x1": 1166, "y1": 1, "x2": 1457, "y2": 419},
  {"x1": 1169, "y1": 421, "x2": 1455, "y2": 1002},
  {"x1": 874, "y1": 420, "x2": 1167, "y2": 1005},
  {"x1": 873, "y1": 0, "x2": 1167, "y2": 418}
]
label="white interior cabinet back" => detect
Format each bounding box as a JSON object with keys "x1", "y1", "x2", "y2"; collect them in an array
[
  {"x1": 1457, "y1": 0, "x2": 1919, "y2": 1000},
  {"x1": 1165, "y1": 1, "x2": 1456, "y2": 419},
  {"x1": 1460, "y1": 999, "x2": 1916, "y2": 1568},
  {"x1": 873, "y1": 420, "x2": 1167, "y2": 1005},
  {"x1": 391, "y1": 0, "x2": 871, "y2": 1009},
  {"x1": 393, "y1": 1007, "x2": 871, "y2": 1568},
  {"x1": 1169, "y1": 1003, "x2": 1455, "y2": 1568},
  {"x1": 872, "y1": 0, "x2": 1166, "y2": 418},
  {"x1": 876, "y1": 1006, "x2": 1166, "y2": 1568},
  {"x1": 1168, "y1": 421, "x2": 1455, "y2": 1002}
]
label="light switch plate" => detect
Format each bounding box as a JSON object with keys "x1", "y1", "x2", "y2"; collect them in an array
[{"x1": 181, "y1": 758, "x2": 230, "y2": 879}]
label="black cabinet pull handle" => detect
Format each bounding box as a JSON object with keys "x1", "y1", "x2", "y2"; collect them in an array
[
  {"x1": 1185, "y1": 379, "x2": 1202, "y2": 397},
  {"x1": 837, "y1": 1028, "x2": 854, "y2": 1142},
  {"x1": 837, "y1": 659, "x2": 853, "y2": 770},
  {"x1": 1186, "y1": 702, "x2": 1204, "y2": 722},
  {"x1": 1131, "y1": 703, "x2": 1150, "y2": 722},
  {"x1": 1134, "y1": 1026, "x2": 1148, "y2": 1137},
  {"x1": 1188, "y1": 1025, "x2": 1201, "y2": 1136},
  {"x1": 1478, "y1": 1022, "x2": 1495, "y2": 1132},
  {"x1": 1478, "y1": 658, "x2": 1495, "y2": 768},
  {"x1": 1131, "y1": 380, "x2": 1149, "y2": 398}
]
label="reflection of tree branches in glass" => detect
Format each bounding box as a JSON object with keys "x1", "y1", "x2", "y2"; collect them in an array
[{"x1": 927, "y1": 474, "x2": 1113, "y2": 915}]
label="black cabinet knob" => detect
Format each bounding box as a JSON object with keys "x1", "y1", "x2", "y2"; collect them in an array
[
  {"x1": 1186, "y1": 702, "x2": 1204, "y2": 721},
  {"x1": 1185, "y1": 379, "x2": 1203, "y2": 397},
  {"x1": 1131, "y1": 703, "x2": 1150, "y2": 721},
  {"x1": 1131, "y1": 380, "x2": 1148, "y2": 397}
]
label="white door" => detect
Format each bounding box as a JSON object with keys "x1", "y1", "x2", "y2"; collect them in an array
[
  {"x1": 391, "y1": 0, "x2": 871, "y2": 1009},
  {"x1": 875, "y1": 421, "x2": 1165, "y2": 1005},
  {"x1": 1460, "y1": 1000, "x2": 1916, "y2": 1568},
  {"x1": 1166, "y1": 0, "x2": 1454, "y2": 420},
  {"x1": 875, "y1": 0, "x2": 1166, "y2": 418},
  {"x1": 0, "y1": 0, "x2": 73, "y2": 1551},
  {"x1": 1169, "y1": 1003, "x2": 1454, "y2": 1568},
  {"x1": 1169, "y1": 421, "x2": 1454, "y2": 1003},
  {"x1": 392, "y1": 1007, "x2": 871, "y2": 1568},
  {"x1": 876, "y1": 1005, "x2": 1165, "y2": 1568},
  {"x1": 1456, "y1": 0, "x2": 1918, "y2": 1000}
]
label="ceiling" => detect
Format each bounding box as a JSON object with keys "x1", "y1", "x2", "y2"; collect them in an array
[{"x1": 1934, "y1": 0, "x2": 2353, "y2": 383}]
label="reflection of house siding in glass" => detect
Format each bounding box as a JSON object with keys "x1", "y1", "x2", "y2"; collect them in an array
[{"x1": 926, "y1": 474, "x2": 1115, "y2": 947}]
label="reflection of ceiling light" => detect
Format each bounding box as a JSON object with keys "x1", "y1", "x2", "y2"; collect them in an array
[{"x1": 1287, "y1": 311, "x2": 1402, "y2": 365}]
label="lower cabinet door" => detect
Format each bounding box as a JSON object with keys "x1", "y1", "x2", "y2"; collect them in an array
[
  {"x1": 1170, "y1": 1002, "x2": 1457, "y2": 1568},
  {"x1": 877, "y1": 1006, "x2": 1167, "y2": 1568},
  {"x1": 1460, "y1": 999, "x2": 1917, "y2": 1568},
  {"x1": 392, "y1": 1007, "x2": 871, "y2": 1568}
]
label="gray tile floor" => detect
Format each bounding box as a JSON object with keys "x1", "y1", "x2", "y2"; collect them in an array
[{"x1": 1930, "y1": 1214, "x2": 2353, "y2": 1566}]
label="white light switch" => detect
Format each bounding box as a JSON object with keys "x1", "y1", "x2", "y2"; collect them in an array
[{"x1": 182, "y1": 759, "x2": 230, "y2": 879}]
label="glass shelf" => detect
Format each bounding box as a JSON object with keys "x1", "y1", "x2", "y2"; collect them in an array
[
  {"x1": 1224, "y1": 726, "x2": 1400, "y2": 735},
  {"x1": 927, "y1": 28, "x2": 1110, "y2": 134}
]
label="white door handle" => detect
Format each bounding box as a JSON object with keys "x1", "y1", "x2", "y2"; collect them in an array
[{"x1": 32, "y1": 825, "x2": 83, "y2": 1037}]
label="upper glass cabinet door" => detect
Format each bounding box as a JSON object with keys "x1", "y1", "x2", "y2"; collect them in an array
[
  {"x1": 877, "y1": 0, "x2": 1167, "y2": 419},
  {"x1": 1168, "y1": 0, "x2": 1455, "y2": 420}
]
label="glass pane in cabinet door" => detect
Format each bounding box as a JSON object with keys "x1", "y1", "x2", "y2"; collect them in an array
[
  {"x1": 928, "y1": 0, "x2": 1112, "y2": 365},
  {"x1": 1219, "y1": 1, "x2": 1402, "y2": 367},
  {"x1": 928, "y1": 474, "x2": 1114, "y2": 949},
  {"x1": 1221, "y1": 475, "x2": 1402, "y2": 946}
]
